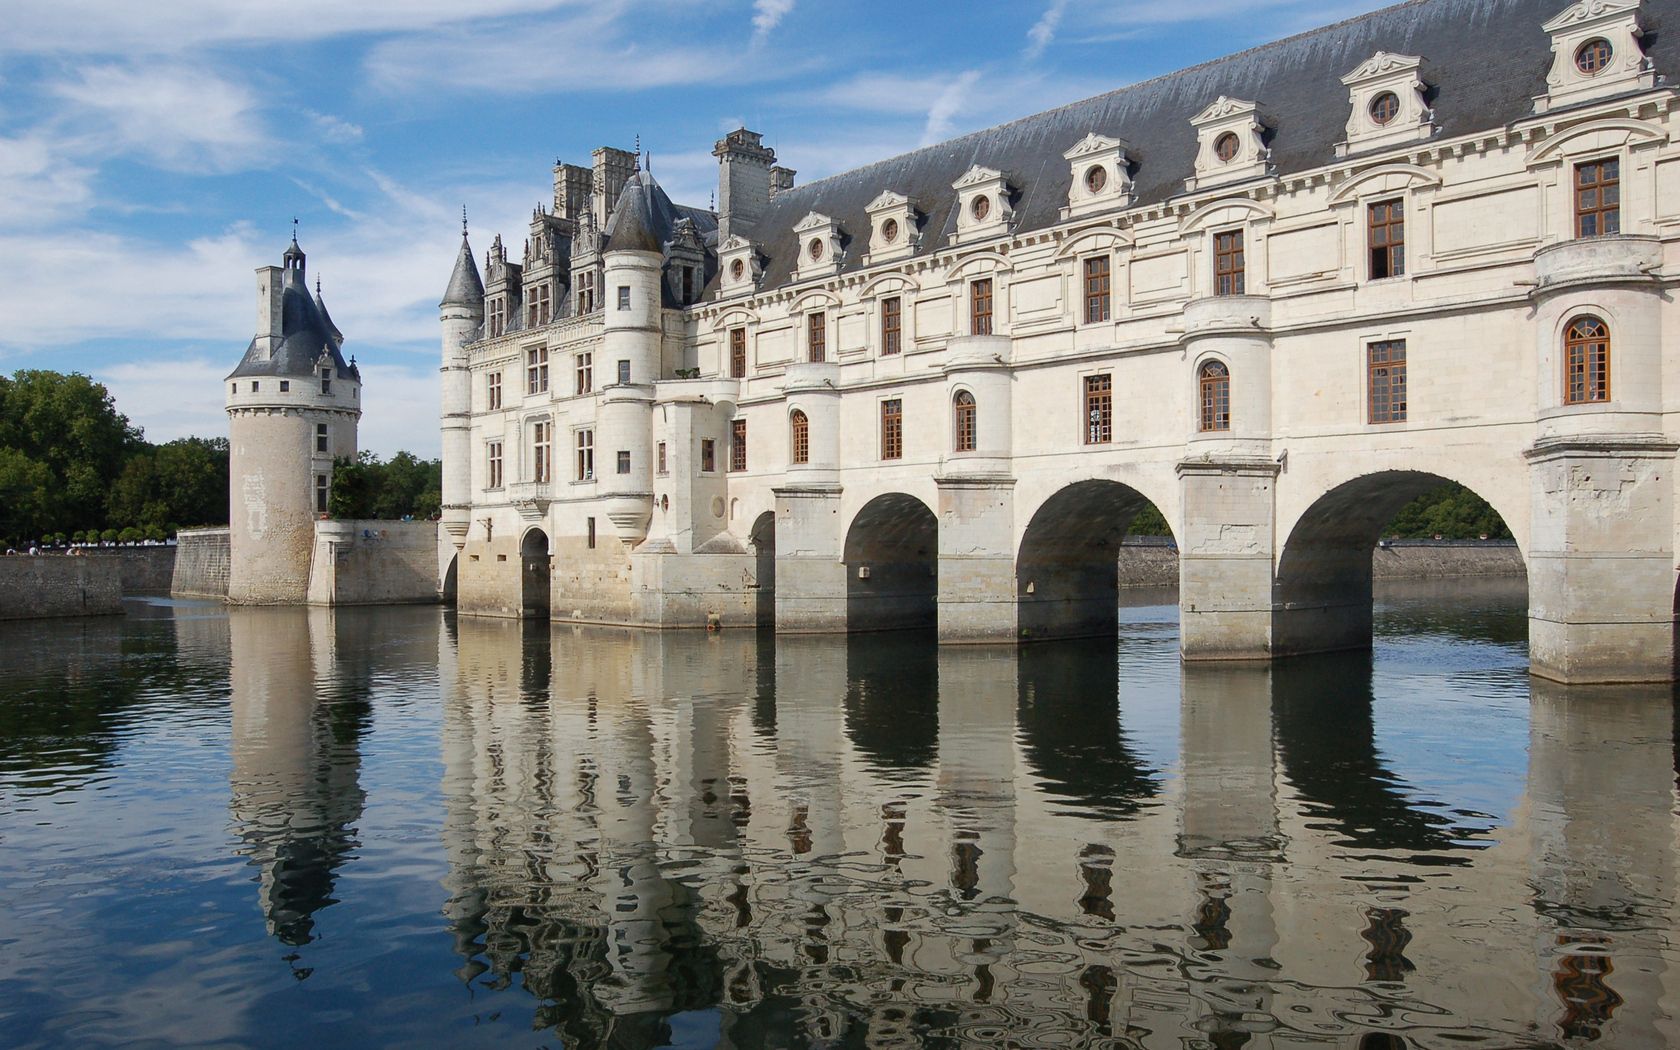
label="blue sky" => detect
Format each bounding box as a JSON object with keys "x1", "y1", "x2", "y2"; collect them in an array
[{"x1": 0, "y1": 0, "x2": 1390, "y2": 457}]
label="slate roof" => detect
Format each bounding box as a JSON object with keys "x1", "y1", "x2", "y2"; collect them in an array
[
  {"x1": 603, "y1": 168, "x2": 718, "y2": 253},
  {"x1": 229, "y1": 263, "x2": 358, "y2": 381},
  {"x1": 441, "y1": 230, "x2": 485, "y2": 308},
  {"x1": 736, "y1": 0, "x2": 1680, "y2": 294}
]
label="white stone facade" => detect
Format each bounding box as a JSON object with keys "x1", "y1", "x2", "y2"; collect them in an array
[{"x1": 443, "y1": 0, "x2": 1680, "y2": 682}]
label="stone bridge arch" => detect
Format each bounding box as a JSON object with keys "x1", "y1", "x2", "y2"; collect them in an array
[{"x1": 843, "y1": 492, "x2": 939, "y2": 633}]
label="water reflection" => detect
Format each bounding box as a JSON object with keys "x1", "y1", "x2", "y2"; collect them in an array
[{"x1": 2, "y1": 587, "x2": 1679, "y2": 1048}]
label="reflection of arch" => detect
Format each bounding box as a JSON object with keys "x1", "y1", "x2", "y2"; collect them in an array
[
  {"x1": 520, "y1": 527, "x2": 550, "y2": 619},
  {"x1": 750, "y1": 511, "x2": 776, "y2": 629},
  {"x1": 844, "y1": 493, "x2": 938, "y2": 632},
  {"x1": 1017, "y1": 642, "x2": 1161, "y2": 817},
  {"x1": 844, "y1": 634, "x2": 938, "y2": 773},
  {"x1": 1017, "y1": 480, "x2": 1172, "y2": 641},
  {"x1": 1274, "y1": 471, "x2": 1524, "y2": 657}
]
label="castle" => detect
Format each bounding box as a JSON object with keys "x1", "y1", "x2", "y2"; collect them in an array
[{"x1": 437, "y1": 0, "x2": 1680, "y2": 683}]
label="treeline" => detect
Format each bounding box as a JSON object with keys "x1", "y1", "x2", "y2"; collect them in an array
[
  {"x1": 0, "y1": 370, "x2": 229, "y2": 548},
  {"x1": 327, "y1": 451, "x2": 443, "y2": 521},
  {"x1": 1126, "y1": 481, "x2": 1510, "y2": 540}
]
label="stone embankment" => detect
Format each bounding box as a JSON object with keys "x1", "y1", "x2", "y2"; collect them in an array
[
  {"x1": 0, "y1": 555, "x2": 124, "y2": 619},
  {"x1": 1117, "y1": 538, "x2": 1524, "y2": 588},
  {"x1": 172, "y1": 528, "x2": 231, "y2": 599}
]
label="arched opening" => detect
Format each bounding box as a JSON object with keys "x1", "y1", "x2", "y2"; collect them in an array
[
  {"x1": 843, "y1": 493, "x2": 937, "y2": 633},
  {"x1": 1274, "y1": 471, "x2": 1523, "y2": 658},
  {"x1": 952, "y1": 390, "x2": 976, "y2": 452},
  {"x1": 519, "y1": 528, "x2": 551, "y2": 620},
  {"x1": 1197, "y1": 359, "x2": 1230, "y2": 432},
  {"x1": 789, "y1": 409, "x2": 809, "y2": 465},
  {"x1": 1016, "y1": 480, "x2": 1172, "y2": 641},
  {"x1": 441, "y1": 554, "x2": 458, "y2": 604},
  {"x1": 750, "y1": 511, "x2": 776, "y2": 629}
]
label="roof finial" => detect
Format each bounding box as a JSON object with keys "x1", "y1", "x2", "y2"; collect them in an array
[
  {"x1": 316, "y1": 274, "x2": 322, "y2": 294},
  {"x1": 291, "y1": 216, "x2": 299, "y2": 242},
  {"x1": 461, "y1": 204, "x2": 469, "y2": 237}
]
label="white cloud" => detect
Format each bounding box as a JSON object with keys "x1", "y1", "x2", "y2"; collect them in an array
[
  {"x1": 922, "y1": 71, "x2": 983, "y2": 145},
  {"x1": 1024, "y1": 0, "x2": 1069, "y2": 60},
  {"x1": 0, "y1": 134, "x2": 96, "y2": 228},
  {"x1": 356, "y1": 362, "x2": 444, "y2": 457},
  {"x1": 50, "y1": 64, "x2": 269, "y2": 173},
  {"x1": 751, "y1": 0, "x2": 795, "y2": 45},
  {"x1": 309, "y1": 112, "x2": 365, "y2": 145},
  {"x1": 98, "y1": 357, "x2": 230, "y2": 444}
]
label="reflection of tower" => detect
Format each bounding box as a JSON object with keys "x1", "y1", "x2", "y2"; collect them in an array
[
  {"x1": 228, "y1": 606, "x2": 369, "y2": 950},
  {"x1": 1176, "y1": 663, "x2": 1282, "y2": 1044},
  {"x1": 1527, "y1": 681, "x2": 1676, "y2": 1047}
]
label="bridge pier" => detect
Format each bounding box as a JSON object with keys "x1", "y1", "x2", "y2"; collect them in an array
[
  {"x1": 771, "y1": 484, "x2": 848, "y2": 634},
  {"x1": 935, "y1": 475, "x2": 1017, "y2": 644},
  {"x1": 1526, "y1": 436, "x2": 1678, "y2": 684},
  {"x1": 1178, "y1": 457, "x2": 1280, "y2": 662}
]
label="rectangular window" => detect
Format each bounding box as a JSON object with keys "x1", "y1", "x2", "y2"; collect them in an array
[
  {"x1": 681, "y1": 266, "x2": 695, "y2": 303},
  {"x1": 880, "y1": 398, "x2": 903, "y2": 460},
  {"x1": 1083, "y1": 256, "x2": 1111, "y2": 323},
  {"x1": 575, "y1": 352, "x2": 592, "y2": 395},
  {"x1": 808, "y1": 312, "x2": 826, "y2": 362},
  {"x1": 315, "y1": 423, "x2": 328, "y2": 455},
  {"x1": 487, "y1": 440, "x2": 503, "y2": 489},
  {"x1": 574, "y1": 428, "x2": 593, "y2": 480},
  {"x1": 970, "y1": 278, "x2": 993, "y2": 335},
  {"x1": 616, "y1": 359, "x2": 631, "y2": 385},
  {"x1": 526, "y1": 283, "x2": 551, "y2": 327},
  {"x1": 487, "y1": 372, "x2": 502, "y2": 410},
  {"x1": 320, "y1": 368, "x2": 333, "y2": 395},
  {"x1": 575, "y1": 270, "x2": 596, "y2": 314},
  {"x1": 279, "y1": 381, "x2": 289, "y2": 393},
  {"x1": 587, "y1": 517, "x2": 596, "y2": 549},
  {"x1": 532, "y1": 421, "x2": 552, "y2": 484},
  {"x1": 656, "y1": 441, "x2": 668, "y2": 475},
  {"x1": 251, "y1": 381, "x2": 259, "y2": 393},
  {"x1": 1084, "y1": 374, "x2": 1113, "y2": 445},
  {"x1": 526, "y1": 346, "x2": 549, "y2": 395},
  {"x1": 1367, "y1": 340, "x2": 1408, "y2": 424},
  {"x1": 616, "y1": 450, "x2": 631, "y2": 475},
  {"x1": 1368, "y1": 199, "x2": 1406, "y2": 279},
  {"x1": 616, "y1": 285, "x2": 631, "y2": 310},
  {"x1": 729, "y1": 326, "x2": 747, "y2": 378},
  {"x1": 700, "y1": 438, "x2": 716, "y2": 473},
  {"x1": 881, "y1": 296, "x2": 902, "y2": 355},
  {"x1": 1575, "y1": 158, "x2": 1620, "y2": 238},
  {"x1": 731, "y1": 418, "x2": 748, "y2": 472},
  {"x1": 315, "y1": 474, "x2": 328, "y2": 513},
  {"x1": 1214, "y1": 230, "x2": 1245, "y2": 296}
]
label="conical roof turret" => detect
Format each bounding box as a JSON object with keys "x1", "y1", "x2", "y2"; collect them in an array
[
  {"x1": 442, "y1": 219, "x2": 485, "y2": 310},
  {"x1": 603, "y1": 168, "x2": 679, "y2": 254},
  {"x1": 313, "y1": 276, "x2": 344, "y2": 344}
]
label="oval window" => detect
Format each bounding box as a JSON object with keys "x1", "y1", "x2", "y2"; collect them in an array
[
  {"x1": 1575, "y1": 37, "x2": 1613, "y2": 75},
  {"x1": 971, "y1": 195, "x2": 991, "y2": 221},
  {"x1": 1368, "y1": 91, "x2": 1400, "y2": 126},
  {"x1": 730, "y1": 258, "x2": 744, "y2": 280},
  {"x1": 1085, "y1": 165, "x2": 1107, "y2": 194},
  {"x1": 1214, "y1": 132, "x2": 1241, "y2": 163},
  {"x1": 881, "y1": 218, "x2": 899, "y2": 244},
  {"x1": 809, "y1": 238, "x2": 824, "y2": 261}
]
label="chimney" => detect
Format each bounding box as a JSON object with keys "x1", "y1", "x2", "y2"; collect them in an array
[
  {"x1": 713, "y1": 128, "x2": 776, "y2": 241},
  {"x1": 553, "y1": 162, "x2": 592, "y2": 227},
  {"x1": 591, "y1": 147, "x2": 636, "y2": 229},
  {"x1": 770, "y1": 165, "x2": 797, "y2": 198},
  {"x1": 255, "y1": 265, "x2": 283, "y2": 359}
]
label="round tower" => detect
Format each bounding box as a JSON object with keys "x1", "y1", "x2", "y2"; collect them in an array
[
  {"x1": 226, "y1": 235, "x2": 362, "y2": 604},
  {"x1": 597, "y1": 169, "x2": 664, "y2": 543},
  {"x1": 439, "y1": 215, "x2": 485, "y2": 567}
]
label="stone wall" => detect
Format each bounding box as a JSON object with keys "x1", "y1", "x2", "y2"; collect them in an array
[
  {"x1": 172, "y1": 528, "x2": 231, "y2": 599},
  {"x1": 85, "y1": 547, "x2": 177, "y2": 595},
  {"x1": 0, "y1": 556, "x2": 123, "y2": 620},
  {"x1": 306, "y1": 520, "x2": 440, "y2": 606},
  {"x1": 1114, "y1": 539, "x2": 1526, "y2": 589}
]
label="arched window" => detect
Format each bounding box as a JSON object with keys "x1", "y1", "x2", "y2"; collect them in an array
[
  {"x1": 1198, "y1": 360, "x2": 1231, "y2": 432},
  {"x1": 790, "y1": 409, "x2": 810, "y2": 465},
  {"x1": 953, "y1": 391, "x2": 977, "y2": 452},
  {"x1": 1564, "y1": 316, "x2": 1611, "y2": 404}
]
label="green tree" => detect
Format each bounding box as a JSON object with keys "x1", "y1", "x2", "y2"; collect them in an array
[
  {"x1": 0, "y1": 370, "x2": 143, "y2": 533},
  {"x1": 1386, "y1": 482, "x2": 1512, "y2": 540},
  {"x1": 0, "y1": 447, "x2": 57, "y2": 543},
  {"x1": 107, "y1": 436, "x2": 229, "y2": 533},
  {"x1": 327, "y1": 451, "x2": 443, "y2": 520}
]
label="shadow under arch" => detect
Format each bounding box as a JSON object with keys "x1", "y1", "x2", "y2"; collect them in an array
[
  {"x1": 441, "y1": 553, "x2": 458, "y2": 604},
  {"x1": 1017, "y1": 641, "x2": 1162, "y2": 819},
  {"x1": 750, "y1": 510, "x2": 776, "y2": 629},
  {"x1": 520, "y1": 526, "x2": 551, "y2": 620},
  {"x1": 843, "y1": 493, "x2": 938, "y2": 633},
  {"x1": 1274, "y1": 471, "x2": 1525, "y2": 658},
  {"x1": 1017, "y1": 479, "x2": 1174, "y2": 641}
]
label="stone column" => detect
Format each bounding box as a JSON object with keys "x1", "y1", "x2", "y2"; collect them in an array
[
  {"x1": 1177, "y1": 457, "x2": 1280, "y2": 661},
  {"x1": 935, "y1": 476, "x2": 1016, "y2": 643},
  {"x1": 772, "y1": 484, "x2": 846, "y2": 633}
]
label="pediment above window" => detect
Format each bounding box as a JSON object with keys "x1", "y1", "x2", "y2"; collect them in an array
[
  {"x1": 793, "y1": 212, "x2": 843, "y2": 280},
  {"x1": 865, "y1": 190, "x2": 920, "y2": 263},
  {"x1": 718, "y1": 234, "x2": 761, "y2": 296},
  {"x1": 1187, "y1": 97, "x2": 1272, "y2": 193},
  {"x1": 951, "y1": 166, "x2": 1014, "y2": 245},
  {"x1": 1536, "y1": 0, "x2": 1654, "y2": 114},
  {"x1": 1062, "y1": 133, "x2": 1134, "y2": 218},
  {"x1": 1337, "y1": 52, "x2": 1434, "y2": 157}
]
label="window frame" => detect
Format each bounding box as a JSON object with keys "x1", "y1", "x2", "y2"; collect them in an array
[
  {"x1": 970, "y1": 277, "x2": 994, "y2": 336},
  {"x1": 1367, "y1": 198, "x2": 1406, "y2": 280},
  {"x1": 1083, "y1": 374, "x2": 1113, "y2": 445},
  {"x1": 730, "y1": 418, "x2": 748, "y2": 472},
  {"x1": 1563, "y1": 315, "x2": 1611, "y2": 405},
  {"x1": 1213, "y1": 229, "x2": 1246, "y2": 297},
  {"x1": 807, "y1": 311, "x2": 827, "y2": 362},
  {"x1": 532, "y1": 420, "x2": 553, "y2": 484},
  {"x1": 953, "y1": 390, "x2": 977, "y2": 453},
  {"x1": 526, "y1": 346, "x2": 549, "y2": 396},
  {"x1": 656, "y1": 441, "x2": 668, "y2": 475},
  {"x1": 574, "y1": 428, "x2": 594, "y2": 481},
  {"x1": 487, "y1": 440, "x2": 504, "y2": 489},
  {"x1": 700, "y1": 438, "x2": 716, "y2": 474},
  {"x1": 1574, "y1": 158, "x2": 1621, "y2": 239},
  {"x1": 315, "y1": 423, "x2": 329, "y2": 455},
  {"x1": 881, "y1": 295, "x2": 902, "y2": 356},
  {"x1": 616, "y1": 449, "x2": 631, "y2": 475},
  {"x1": 575, "y1": 351, "x2": 592, "y2": 395},
  {"x1": 729, "y1": 326, "x2": 747, "y2": 379},
  {"x1": 1366, "y1": 339, "x2": 1408, "y2": 424},
  {"x1": 790, "y1": 409, "x2": 810, "y2": 465},
  {"x1": 880, "y1": 398, "x2": 903, "y2": 461},
  {"x1": 1083, "y1": 255, "x2": 1112, "y2": 324},
  {"x1": 1198, "y1": 360, "x2": 1231, "y2": 433},
  {"x1": 487, "y1": 371, "x2": 502, "y2": 410}
]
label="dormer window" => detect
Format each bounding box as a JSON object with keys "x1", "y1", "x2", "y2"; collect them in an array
[
  {"x1": 730, "y1": 259, "x2": 745, "y2": 279},
  {"x1": 1369, "y1": 92, "x2": 1400, "y2": 126},
  {"x1": 881, "y1": 219, "x2": 899, "y2": 243},
  {"x1": 951, "y1": 166, "x2": 1013, "y2": 244},
  {"x1": 320, "y1": 369, "x2": 332, "y2": 395},
  {"x1": 719, "y1": 234, "x2": 762, "y2": 294},
  {"x1": 864, "y1": 190, "x2": 919, "y2": 262},
  {"x1": 1061, "y1": 134, "x2": 1133, "y2": 218},
  {"x1": 1337, "y1": 53, "x2": 1433, "y2": 156},
  {"x1": 793, "y1": 212, "x2": 841, "y2": 278},
  {"x1": 1214, "y1": 133, "x2": 1240, "y2": 163},
  {"x1": 1537, "y1": 0, "x2": 1653, "y2": 114},
  {"x1": 972, "y1": 196, "x2": 991, "y2": 221},
  {"x1": 1188, "y1": 98, "x2": 1270, "y2": 191},
  {"x1": 1084, "y1": 167, "x2": 1107, "y2": 193},
  {"x1": 809, "y1": 238, "x2": 824, "y2": 260}
]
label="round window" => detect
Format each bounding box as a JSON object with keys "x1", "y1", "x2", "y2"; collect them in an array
[
  {"x1": 1214, "y1": 132, "x2": 1241, "y2": 163},
  {"x1": 1085, "y1": 165, "x2": 1108, "y2": 194},
  {"x1": 809, "y1": 238, "x2": 824, "y2": 261},
  {"x1": 881, "y1": 218, "x2": 899, "y2": 244},
  {"x1": 971, "y1": 195, "x2": 991, "y2": 221},
  {"x1": 1368, "y1": 91, "x2": 1400, "y2": 126},
  {"x1": 730, "y1": 258, "x2": 745, "y2": 280},
  {"x1": 1575, "y1": 37, "x2": 1613, "y2": 75}
]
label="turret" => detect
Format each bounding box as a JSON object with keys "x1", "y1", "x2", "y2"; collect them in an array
[{"x1": 440, "y1": 216, "x2": 485, "y2": 556}]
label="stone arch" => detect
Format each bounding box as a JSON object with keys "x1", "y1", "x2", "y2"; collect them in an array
[
  {"x1": 843, "y1": 493, "x2": 938, "y2": 633},
  {"x1": 749, "y1": 510, "x2": 776, "y2": 629},
  {"x1": 1273, "y1": 470, "x2": 1526, "y2": 657},
  {"x1": 1016, "y1": 479, "x2": 1175, "y2": 641},
  {"x1": 441, "y1": 553, "x2": 458, "y2": 604},
  {"x1": 519, "y1": 527, "x2": 551, "y2": 619}
]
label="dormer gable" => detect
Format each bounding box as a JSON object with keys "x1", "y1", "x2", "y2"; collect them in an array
[
  {"x1": 951, "y1": 165, "x2": 1014, "y2": 245},
  {"x1": 718, "y1": 233, "x2": 762, "y2": 297},
  {"x1": 864, "y1": 190, "x2": 920, "y2": 263},
  {"x1": 1536, "y1": 0, "x2": 1654, "y2": 114},
  {"x1": 793, "y1": 211, "x2": 843, "y2": 281},
  {"x1": 1338, "y1": 53, "x2": 1434, "y2": 157},
  {"x1": 1187, "y1": 97, "x2": 1272, "y2": 193},
  {"x1": 1062, "y1": 133, "x2": 1134, "y2": 219}
]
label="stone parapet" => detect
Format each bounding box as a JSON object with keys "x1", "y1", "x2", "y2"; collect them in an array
[{"x1": 1531, "y1": 235, "x2": 1661, "y2": 294}]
